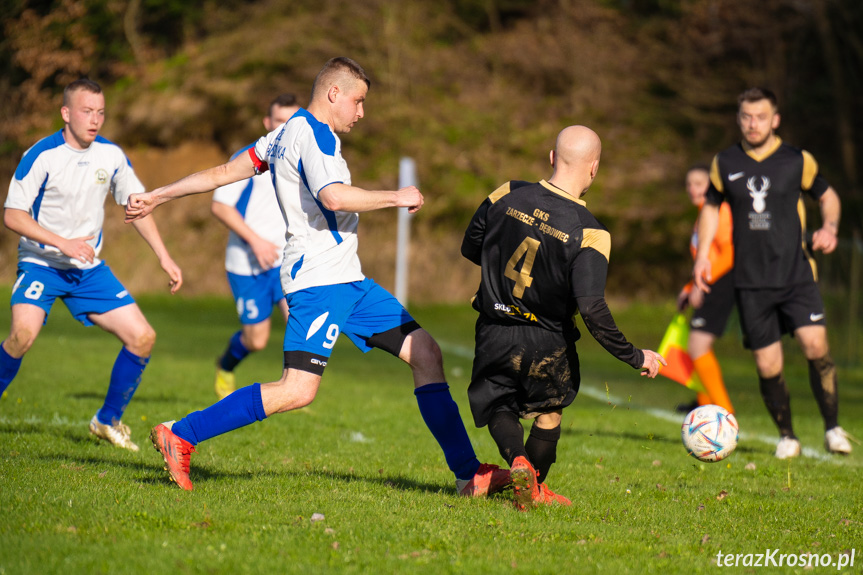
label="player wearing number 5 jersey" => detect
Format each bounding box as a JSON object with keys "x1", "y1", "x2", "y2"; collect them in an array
[
  {"x1": 462, "y1": 126, "x2": 665, "y2": 510},
  {"x1": 127, "y1": 57, "x2": 508, "y2": 496},
  {"x1": 211, "y1": 94, "x2": 299, "y2": 399},
  {"x1": 0, "y1": 79, "x2": 183, "y2": 451}
]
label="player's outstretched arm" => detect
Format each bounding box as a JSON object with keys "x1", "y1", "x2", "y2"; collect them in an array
[
  {"x1": 811, "y1": 187, "x2": 840, "y2": 254},
  {"x1": 125, "y1": 153, "x2": 257, "y2": 223},
  {"x1": 318, "y1": 184, "x2": 424, "y2": 214},
  {"x1": 4, "y1": 208, "x2": 96, "y2": 263},
  {"x1": 129, "y1": 215, "x2": 183, "y2": 294},
  {"x1": 639, "y1": 349, "x2": 667, "y2": 378},
  {"x1": 577, "y1": 295, "x2": 646, "y2": 370},
  {"x1": 692, "y1": 203, "x2": 720, "y2": 292}
]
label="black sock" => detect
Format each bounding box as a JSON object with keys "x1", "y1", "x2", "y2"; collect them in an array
[
  {"x1": 488, "y1": 411, "x2": 527, "y2": 467},
  {"x1": 525, "y1": 422, "x2": 561, "y2": 484},
  {"x1": 808, "y1": 355, "x2": 839, "y2": 430},
  {"x1": 759, "y1": 373, "x2": 795, "y2": 438}
]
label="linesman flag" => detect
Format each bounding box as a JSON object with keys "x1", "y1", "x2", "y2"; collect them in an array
[{"x1": 657, "y1": 313, "x2": 707, "y2": 393}]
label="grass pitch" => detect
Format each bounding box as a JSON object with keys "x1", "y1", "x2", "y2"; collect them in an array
[{"x1": 0, "y1": 289, "x2": 861, "y2": 574}]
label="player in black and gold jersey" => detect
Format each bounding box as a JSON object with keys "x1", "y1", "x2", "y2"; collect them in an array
[
  {"x1": 462, "y1": 126, "x2": 665, "y2": 510},
  {"x1": 694, "y1": 87, "x2": 851, "y2": 459}
]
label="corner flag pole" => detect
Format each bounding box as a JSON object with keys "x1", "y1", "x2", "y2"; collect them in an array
[{"x1": 395, "y1": 157, "x2": 416, "y2": 307}]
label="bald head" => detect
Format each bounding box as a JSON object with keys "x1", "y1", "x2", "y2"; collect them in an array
[
  {"x1": 554, "y1": 126, "x2": 601, "y2": 167},
  {"x1": 548, "y1": 126, "x2": 602, "y2": 198}
]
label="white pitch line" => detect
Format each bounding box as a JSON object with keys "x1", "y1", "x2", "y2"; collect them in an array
[
  {"x1": 439, "y1": 340, "x2": 850, "y2": 465},
  {"x1": 0, "y1": 413, "x2": 86, "y2": 428}
]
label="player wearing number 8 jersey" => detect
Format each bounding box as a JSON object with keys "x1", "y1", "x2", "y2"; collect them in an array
[
  {"x1": 462, "y1": 126, "x2": 665, "y2": 509},
  {"x1": 0, "y1": 79, "x2": 183, "y2": 451},
  {"x1": 126, "y1": 57, "x2": 508, "y2": 496}
]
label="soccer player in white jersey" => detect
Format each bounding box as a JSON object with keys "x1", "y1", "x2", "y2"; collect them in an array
[
  {"x1": 211, "y1": 94, "x2": 299, "y2": 399},
  {"x1": 127, "y1": 57, "x2": 509, "y2": 496},
  {"x1": 1, "y1": 79, "x2": 183, "y2": 451}
]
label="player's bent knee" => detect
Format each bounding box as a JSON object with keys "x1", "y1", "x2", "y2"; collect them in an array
[
  {"x1": 536, "y1": 411, "x2": 562, "y2": 429},
  {"x1": 264, "y1": 372, "x2": 321, "y2": 413},
  {"x1": 128, "y1": 326, "x2": 157, "y2": 356},
  {"x1": 801, "y1": 339, "x2": 829, "y2": 360},
  {"x1": 6, "y1": 327, "x2": 37, "y2": 356},
  {"x1": 795, "y1": 326, "x2": 829, "y2": 359},
  {"x1": 415, "y1": 342, "x2": 443, "y2": 371},
  {"x1": 271, "y1": 393, "x2": 316, "y2": 414},
  {"x1": 244, "y1": 331, "x2": 269, "y2": 352},
  {"x1": 404, "y1": 330, "x2": 443, "y2": 369}
]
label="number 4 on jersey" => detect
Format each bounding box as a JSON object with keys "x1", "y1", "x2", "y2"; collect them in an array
[{"x1": 504, "y1": 237, "x2": 541, "y2": 298}]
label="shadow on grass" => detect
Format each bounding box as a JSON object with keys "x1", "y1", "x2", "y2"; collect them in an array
[
  {"x1": 565, "y1": 427, "x2": 680, "y2": 445},
  {"x1": 66, "y1": 392, "x2": 184, "y2": 404},
  {"x1": 563, "y1": 426, "x2": 770, "y2": 457},
  {"x1": 65, "y1": 392, "x2": 107, "y2": 401},
  {"x1": 137, "y1": 463, "x2": 453, "y2": 494},
  {"x1": 2, "y1": 420, "x2": 455, "y2": 493},
  {"x1": 312, "y1": 467, "x2": 449, "y2": 495}
]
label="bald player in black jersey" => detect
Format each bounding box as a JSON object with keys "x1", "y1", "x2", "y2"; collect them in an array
[
  {"x1": 462, "y1": 126, "x2": 665, "y2": 510},
  {"x1": 694, "y1": 87, "x2": 851, "y2": 459}
]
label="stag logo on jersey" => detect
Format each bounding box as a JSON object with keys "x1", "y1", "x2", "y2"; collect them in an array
[
  {"x1": 95, "y1": 169, "x2": 109, "y2": 185},
  {"x1": 747, "y1": 175, "x2": 772, "y2": 231},
  {"x1": 747, "y1": 176, "x2": 770, "y2": 214}
]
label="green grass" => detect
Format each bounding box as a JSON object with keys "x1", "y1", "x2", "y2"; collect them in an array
[{"x1": 0, "y1": 290, "x2": 861, "y2": 574}]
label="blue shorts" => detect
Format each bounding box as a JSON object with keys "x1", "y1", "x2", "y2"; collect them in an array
[
  {"x1": 11, "y1": 262, "x2": 135, "y2": 326},
  {"x1": 282, "y1": 278, "x2": 420, "y2": 374},
  {"x1": 227, "y1": 268, "x2": 286, "y2": 325}
]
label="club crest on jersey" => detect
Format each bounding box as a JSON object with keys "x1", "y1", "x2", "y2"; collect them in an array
[
  {"x1": 95, "y1": 168, "x2": 109, "y2": 185},
  {"x1": 747, "y1": 176, "x2": 770, "y2": 214},
  {"x1": 747, "y1": 176, "x2": 771, "y2": 231}
]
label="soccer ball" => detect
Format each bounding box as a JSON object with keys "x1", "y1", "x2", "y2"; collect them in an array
[{"x1": 681, "y1": 404, "x2": 739, "y2": 462}]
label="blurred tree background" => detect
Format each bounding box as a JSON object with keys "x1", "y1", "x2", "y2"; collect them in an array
[{"x1": 1, "y1": 0, "x2": 861, "y2": 306}]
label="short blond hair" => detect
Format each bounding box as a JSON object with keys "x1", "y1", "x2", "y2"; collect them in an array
[
  {"x1": 63, "y1": 78, "x2": 102, "y2": 107},
  {"x1": 311, "y1": 57, "x2": 370, "y2": 101}
]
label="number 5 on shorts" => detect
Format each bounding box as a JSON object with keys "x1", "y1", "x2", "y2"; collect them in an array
[{"x1": 505, "y1": 237, "x2": 541, "y2": 298}]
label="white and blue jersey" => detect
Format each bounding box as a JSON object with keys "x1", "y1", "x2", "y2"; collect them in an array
[
  {"x1": 213, "y1": 144, "x2": 287, "y2": 277},
  {"x1": 5, "y1": 130, "x2": 145, "y2": 270},
  {"x1": 250, "y1": 108, "x2": 364, "y2": 294}
]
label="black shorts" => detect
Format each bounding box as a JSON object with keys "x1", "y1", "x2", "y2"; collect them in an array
[
  {"x1": 736, "y1": 281, "x2": 826, "y2": 350},
  {"x1": 468, "y1": 317, "x2": 579, "y2": 428},
  {"x1": 690, "y1": 272, "x2": 735, "y2": 337}
]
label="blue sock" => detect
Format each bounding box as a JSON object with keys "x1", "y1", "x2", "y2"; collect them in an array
[
  {"x1": 414, "y1": 382, "x2": 480, "y2": 480},
  {"x1": 171, "y1": 383, "x2": 267, "y2": 445},
  {"x1": 97, "y1": 347, "x2": 149, "y2": 424},
  {"x1": 0, "y1": 342, "x2": 23, "y2": 396},
  {"x1": 219, "y1": 331, "x2": 250, "y2": 372}
]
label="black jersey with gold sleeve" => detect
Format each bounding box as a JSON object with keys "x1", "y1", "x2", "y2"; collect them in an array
[
  {"x1": 462, "y1": 180, "x2": 643, "y2": 369},
  {"x1": 705, "y1": 138, "x2": 829, "y2": 288}
]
